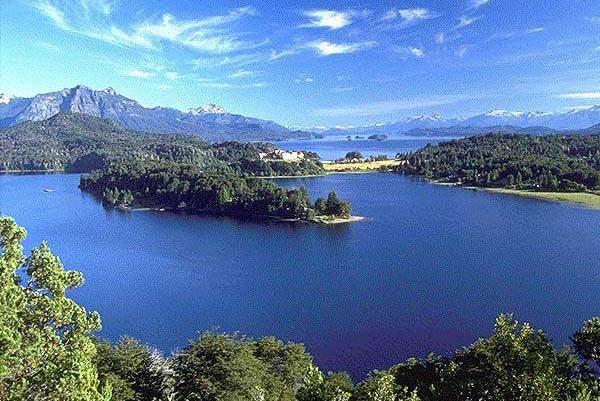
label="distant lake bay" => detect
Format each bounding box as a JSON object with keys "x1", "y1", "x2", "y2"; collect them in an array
[
  {"x1": 1, "y1": 139, "x2": 599, "y2": 379},
  {"x1": 277, "y1": 137, "x2": 459, "y2": 160}
]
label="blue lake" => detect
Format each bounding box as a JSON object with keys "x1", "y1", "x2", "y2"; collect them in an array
[
  {"x1": 1, "y1": 170, "x2": 600, "y2": 379},
  {"x1": 277, "y1": 137, "x2": 458, "y2": 160}
]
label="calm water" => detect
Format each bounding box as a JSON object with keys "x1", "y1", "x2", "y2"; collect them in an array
[
  {"x1": 1, "y1": 171, "x2": 600, "y2": 379},
  {"x1": 277, "y1": 137, "x2": 458, "y2": 160}
]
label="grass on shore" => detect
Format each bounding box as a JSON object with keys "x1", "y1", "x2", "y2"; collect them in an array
[
  {"x1": 483, "y1": 188, "x2": 600, "y2": 209},
  {"x1": 322, "y1": 159, "x2": 400, "y2": 173}
]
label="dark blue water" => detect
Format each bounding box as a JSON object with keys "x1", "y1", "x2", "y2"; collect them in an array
[
  {"x1": 277, "y1": 137, "x2": 457, "y2": 160},
  {"x1": 1, "y1": 172, "x2": 600, "y2": 379}
]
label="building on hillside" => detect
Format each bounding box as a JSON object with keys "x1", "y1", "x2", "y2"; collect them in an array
[{"x1": 258, "y1": 149, "x2": 305, "y2": 162}]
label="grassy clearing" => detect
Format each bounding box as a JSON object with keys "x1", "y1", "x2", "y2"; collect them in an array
[
  {"x1": 484, "y1": 188, "x2": 600, "y2": 209},
  {"x1": 322, "y1": 159, "x2": 400, "y2": 173}
]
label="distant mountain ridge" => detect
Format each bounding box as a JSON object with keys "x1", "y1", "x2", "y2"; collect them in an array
[
  {"x1": 317, "y1": 107, "x2": 600, "y2": 137},
  {"x1": 0, "y1": 85, "x2": 315, "y2": 142}
]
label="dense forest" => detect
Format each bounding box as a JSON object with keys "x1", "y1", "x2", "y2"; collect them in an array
[
  {"x1": 395, "y1": 133, "x2": 600, "y2": 192},
  {"x1": 0, "y1": 112, "x2": 324, "y2": 177},
  {"x1": 3, "y1": 215, "x2": 600, "y2": 401},
  {"x1": 79, "y1": 160, "x2": 351, "y2": 221}
]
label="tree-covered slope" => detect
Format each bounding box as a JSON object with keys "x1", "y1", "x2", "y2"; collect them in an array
[
  {"x1": 0, "y1": 111, "x2": 324, "y2": 176},
  {"x1": 79, "y1": 159, "x2": 350, "y2": 221},
  {"x1": 396, "y1": 133, "x2": 600, "y2": 191}
]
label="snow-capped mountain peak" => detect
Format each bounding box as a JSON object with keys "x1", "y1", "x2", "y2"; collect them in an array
[
  {"x1": 187, "y1": 103, "x2": 227, "y2": 115},
  {"x1": 406, "y1": 114, "x2": 446, "y2": 122},
  {"x1": 484, "y1": 109, "x2": 524, "y2": 118}
]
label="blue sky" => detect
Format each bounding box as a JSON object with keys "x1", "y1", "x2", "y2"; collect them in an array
[{"x1": 1, "y1": 0, "x2": 600, "y2": 127}]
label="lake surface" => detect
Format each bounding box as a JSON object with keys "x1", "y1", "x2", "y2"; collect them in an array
[
  {"x1": 277, "y1": 137, "x2": 457, "y2": 160},
  {"x1": 2, "y1": 170, "x2": 600, "y2": 379}
]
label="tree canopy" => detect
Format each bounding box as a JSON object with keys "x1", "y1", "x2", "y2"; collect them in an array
[
  {"x1": 79, "y1": 160, "x2": 352, "y2": 221},
  {"x1": 396, "y1": 133, "x2": 600, "y2": 192}
]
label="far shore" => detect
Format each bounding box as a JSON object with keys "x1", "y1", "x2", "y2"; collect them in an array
[
  {"x1": 479, "y1": 188, "x2": 600, "y2": 209},
  {"x1": 428, "y1": 179, "x2": 600, "y2": 209}
]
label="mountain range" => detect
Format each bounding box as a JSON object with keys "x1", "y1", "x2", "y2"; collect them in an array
[
  {"x1": 0, "y1": 85, "x2": 315, "y2": 142},
  {"x1": 2, "y1": 85, "x2": 600, "y2": 141},
  {"x1": 317, "y1": 108, "x2": 600, "y2": 138}
]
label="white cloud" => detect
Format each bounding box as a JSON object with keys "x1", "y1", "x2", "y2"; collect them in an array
[
  {"x1": 34, "y1": 2, "x2": 262, "y2": 53},
  {"x1": 165, "y1": 71, "x2": 181, "y2": 80},
  {"x1": 125, "y1": 69, "x2": 154, "y2": 78},
  {"x1": 383, "y1": 7, "x2": 438, "y2": 24},
  {"x1": 36, "y1": 2, "x2": 68, "y2": 29},
  {"x1": 456, "y1": 45, "x2": 470, "y2": 58},
  {"x1": 435, "y1": 32, "x2": 445, "y2": 44},
  {"x1": 192, "y1": 53, "x2": 263, "y2": 68},
  {"x1": 457, "y1": 15, "x2": 480, "y2": 29},
  {"x1": 134, "y1": 8, "x2": 265, "y2": 53},
  {"x1": 527, "y1": 27, "x2": 544, "y2": 34},
  {"x1": 80, "y1": 0, "x2": 113, "y2": 16},
  {"x1": 294, "y1": 77, "x2": 315, "y2": 84},
  {"x1": 587, "y1": 16, "x2": 600, "y2": 24},
  {"x1": 470, "y1": 0, "x2": 491, "y2": 9},
  {"x1": 269, "y1": 49, "x2": 298, "y2": 61},
  {"x1": 559, "y1": 92, "x2": 600, "y2": 99},
  {"x1": 228, "y1": 69, "x2": 256, "y2": 79},
  {"x1": 489, "y1": 27, "x2": 544, "y2": 41},
  {"x1": 301, "y1": 10, "x2": 352, "y2": 30},
  {"x1": 316, "y1": 96, "x2": 472, "y2": 117},
  {"x1": 409, "y1": 47, "x2": 425, "y2": 58},
  {"x1": 308, "y1": 40, "x2": 376, "y2": 56},
  {"x1": 198, "y1": 81, "x2": 265, "y2": 89},
  {"x1": 36, "y1": 41, "x2": 61, "y2": 52}
]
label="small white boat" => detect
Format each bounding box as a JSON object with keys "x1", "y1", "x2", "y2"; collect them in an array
[{"x1": 43, "y1": 188, "x2": 55, "y2": 193}]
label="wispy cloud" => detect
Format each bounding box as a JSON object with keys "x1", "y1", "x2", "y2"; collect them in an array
[
  {"x1": 192, "y1": 53, "x2": 263, "y2": 68},
  {"x1": 36, "y1": 41, "x2": 61, "y2": 52},
  {"x1": 228, "y1": 69, "x2": 257, "y2": 79},
  {"x1": 382, "y1": 7, "x2": 438, "y2": 26},
  {"x1": 36, "y1": 2, "x2": 68, "y2": 29},
  {"x1": 308, "y1": 40, "x2": 376, "y2": 56},
  {"x1": 409, "y1": 47, "x2": 425, "y2": 58},
  {"x1": 488, "y1": 27, "x2": 544, "y2": 41},
  {"x1": 197, "y1": 81, "x2": 265, "y2": 89},
  {"x1": 587, "y1": 16, "x2": 600, "y2": 24},
  {"x1": 470, "y1": 0, "x2": 491, "y2": 9},
  {"x1": 316, "y1": 95, "x2": 472, "y2": 117},
  {"x1": 165, "y1": 71, "x2": 181, "y2": 80},
  {"x1": 558, "y1": 92, "x2": 600, "y2": 99},
  {"x1": 300, "y1": 10, "x2": 352, "y2": 30},
  {"x1": 34, "y1": 2, "x2": 263, "y2": 53},
  {"x1": 456, "y1": 45, "x2": 470, "y2": 58},
  {"x1": 135, "y1": 8, "x2": 265, "y2": 53},
  {"x1": 393, "y1": 46, "x2": 425, "y2": 58},
  {"x1": 295, "y1": 76, "x2": 315, "y2": 84},
  {"x1": 457, "y1": 15, "x2": 480, "y2": 29},
  {"x1": 269, "y1": 48, "x2": 299, "y2": 61},
  {"x1": 125, "y1": 69, "x2": 154, "y2": 78}
]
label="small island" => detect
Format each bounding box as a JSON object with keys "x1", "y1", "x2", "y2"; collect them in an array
[
  {"x1": 368, "y1": 134, "x2": 389, "y2": 141},
  {"x1": 80, "y1": 160, "x2": 361, "y2": 224},
  {"x1": 394, "y1": 133, "x2": 600, "y2": 209}
]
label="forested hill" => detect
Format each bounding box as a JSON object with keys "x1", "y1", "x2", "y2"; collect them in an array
[
  {"x1": 396, "y1": 133, "x2": 600, "y2": 191},
  {"x1": 0, "y1": 111, "x2": 323, "y2": 176}
]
